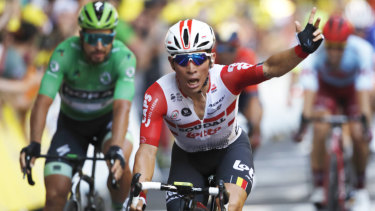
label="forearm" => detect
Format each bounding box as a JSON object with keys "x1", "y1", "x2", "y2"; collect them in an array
[
  {"x1": 302, "y1": 89, "x2": 316, "y2": 118},
  {"x1": 111, "y1": 99, "x2": 132, "y2": 146},
  {"x1": 133, "y1": 144, "x2": 158, "y2": 183},
  {"x1": 358, "y1": 90, "x2": 372, "y2": 126},
  {"x1": 263, "y1": 46, "x2": 305, "y2": 79},
  {"x1": 30, "y1": 94, "x2": 53, "y2": 143}
]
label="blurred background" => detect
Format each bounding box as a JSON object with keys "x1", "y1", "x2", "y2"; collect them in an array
[{"x1": 1, "y1": 0, "x2": 375, "y2": 210}]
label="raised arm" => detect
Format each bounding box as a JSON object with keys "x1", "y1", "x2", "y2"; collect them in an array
[{"x1": 263, "y1": 7, "x2": 324, "y2": 79}]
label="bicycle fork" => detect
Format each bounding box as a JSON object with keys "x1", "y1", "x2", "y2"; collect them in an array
[{"x1": 326, "y1": 127, "x2": 347, "y2": 211}]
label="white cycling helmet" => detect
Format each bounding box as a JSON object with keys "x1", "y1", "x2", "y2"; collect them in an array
[
  {"x1": 165, "y1": 19, "x2": 216, "y2": 55},
  {"x1": 345, "y1": 0, "x2": 374, "y2": 29}
]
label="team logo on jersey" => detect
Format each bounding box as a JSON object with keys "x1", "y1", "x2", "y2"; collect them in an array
[
  {"x1": 170, "y1": 110, "x2": 179, "y2": 119},
  {"x1": 176, "y1": 93, "x2": 183, "y2": 101},
  {"x1": 171, "y1": 94, "x2": 176, "y2": 102},
  {"x1": 210, "y1": 83, "x2": 217, "y2": 93},
  {"x1": 126, "y1": 67, "x2": 135, "y2": 78},
  {"x1": 227, "y1": 63, "x2": 252, "y2": 72},
  {"x1": 50, "y1": 61, "x2": 60, "y2": 72},
  {"x1": 57, "y1": 49, "x2": 64, "y2": 56},
  {"x1": 100, "y1": 72, "x2": 112, "y2": 85},
  {"x1": 142, "y1": 94, "x2": 157, "y2": 127},
  {"x1": 181, "y1": 108, "x2": 192, "y2": 116}
]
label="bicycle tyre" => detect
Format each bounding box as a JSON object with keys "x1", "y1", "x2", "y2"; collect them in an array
[
  {"x1": 63, "y1": 198, "x2": 79, "y2": 211},
  {"x1": 327, "y1": 154, "x2": 339, "y2": 211}
]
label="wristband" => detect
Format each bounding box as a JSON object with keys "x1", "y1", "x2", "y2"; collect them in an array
[
  {"x1": 139, "y1": 191, "x2": 147, "y2": 205},
  {"x1": 294, "y1": 45, "x2": 309, "y2": 59},
  {"x1": 105, "y1": 146, "x2": 126, "y2": 169}
]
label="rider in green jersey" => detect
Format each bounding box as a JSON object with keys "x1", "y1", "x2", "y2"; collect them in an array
[{"x1": 19, "y1": 1, "x2": 135, "y2": 210}]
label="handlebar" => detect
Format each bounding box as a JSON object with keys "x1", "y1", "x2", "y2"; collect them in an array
[
  {"x1": 309, "y1": 115, "x2": 363, "y2": 125},
  {"x1": 23, "y1": 153, "x2": 120, "y2": 189},
  {"x1": 126, "y1": 173, "x2": 229, "y2": 210},
  {"x1": 294, "y1": 114, "x2": 370, "y2": 143}
]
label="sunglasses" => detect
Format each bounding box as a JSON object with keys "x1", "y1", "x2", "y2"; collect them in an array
[
  {"x1": 172, "y1": 52, "x2": 212, "y2": 66},
  {"x1": 325, "y1": 41, "x2": 346, "y2": 50},
  {"x1": 82, "y1": 32, "x2": 115, "y2": 46}
]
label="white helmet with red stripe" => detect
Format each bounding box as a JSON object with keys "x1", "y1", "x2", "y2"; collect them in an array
[{"x1": 165, "y1": 19, "x2": 216, "y2": 55}]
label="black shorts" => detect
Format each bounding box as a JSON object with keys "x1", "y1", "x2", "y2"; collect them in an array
[
  {"x1": 239, "y1": 90, "x2": 259, "y2": 114},
  {"x1": 166, "y1": 130, "x2": 254, "y2": 210},
  {"x1": 44, "y1": 112, "x2": 112, "y2": 178}
]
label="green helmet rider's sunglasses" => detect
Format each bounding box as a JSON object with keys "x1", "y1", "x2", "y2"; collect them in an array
[{"x1": 82, "y1": 32, "x2": 116, "y2": 46}]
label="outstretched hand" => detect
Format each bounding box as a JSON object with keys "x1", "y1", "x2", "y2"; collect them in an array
[{"x1": 295, "y1": 7, "x2": 324, "y2": 53}]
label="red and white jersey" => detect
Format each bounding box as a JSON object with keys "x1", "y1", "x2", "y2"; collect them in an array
[{"x1": 140, "y1": 63, "x2": 266, "y2": 152}]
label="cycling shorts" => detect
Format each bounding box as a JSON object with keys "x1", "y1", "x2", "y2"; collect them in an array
[
  {"x1": 239, "y1": 89, "x2": 260, "y2": 114},
  {"x1": 44, "y1": 112, "x2": 113, "y2": 178},
  {"x1": 315, "y1": 80, "x2": 359, "y2": 116},
  {"x1": 166, "y1": 130, "x2": 254, "y2": 210}
]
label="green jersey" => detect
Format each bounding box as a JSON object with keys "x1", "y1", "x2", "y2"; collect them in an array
[{"x1": 39, "y1": 36, "x2": 136, "y2": 120}]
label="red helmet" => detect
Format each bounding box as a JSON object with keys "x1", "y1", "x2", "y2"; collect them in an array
[{"x1": 323, "y1": 15, "x2": 353, "y2": 42}]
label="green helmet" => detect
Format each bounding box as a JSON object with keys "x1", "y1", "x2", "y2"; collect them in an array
[{"x1": 78, "y1": 1, "x2": 118, "y2": 30}]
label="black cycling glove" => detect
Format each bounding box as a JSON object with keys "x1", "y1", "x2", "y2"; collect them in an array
[
  {"x1": 105, "y1": 145, "x2": 126, "y2": 169},
  {"x1": 21, "y1": 141, "x2": 41, "y2": 157},
  {"x1": 297, "y1": 23, "x2": 323, "y2": 54}
]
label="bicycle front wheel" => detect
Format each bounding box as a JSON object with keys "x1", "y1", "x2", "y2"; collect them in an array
[
  {"x1": 64, "y1": 198, "x2": 79, "y2": 211},
  {"x1": 327, "y1": 154, "x2": 339, "y2": 211}
]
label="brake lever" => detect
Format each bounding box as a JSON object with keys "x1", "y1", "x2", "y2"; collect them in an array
[
  {"x1": 109, "y1": 159, "x2": 120, "y2": 189},
  {"x1": 24, "y1": 154, "x2": 35, "y2": 185}
]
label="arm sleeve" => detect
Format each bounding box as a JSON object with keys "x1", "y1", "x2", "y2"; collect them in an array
[
  {"x1": 38, "y1": 48, "x2": 65, "y2": 99},
  {"x1": 299, "y1": 56, "x2": 318, "y2": 91},
  {"x1": 355, "y1": 41, "x2": 374, "y2": 91},
  {"x1": 113, "y1": 50, "x2": 136, "y2": 101},
  {"x1": 140, "y1": 82, "x2": 167, "y2": 147},
  {"x1": 220, "y1": 63, "x2": 267, "y2": 95}
]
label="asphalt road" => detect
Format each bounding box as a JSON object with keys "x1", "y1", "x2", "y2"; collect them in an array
[{"x1": 145, "y1": 138, "x2": 375, "y2": 210}]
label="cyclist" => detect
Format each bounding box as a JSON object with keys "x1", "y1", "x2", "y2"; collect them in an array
[
  {"x1": 130, "y1": 7, "x2": 323, "y2": 211},
  {"x1": 19, "y1": 1, "x2": 136, "y2": 211},
  {"x1": 214, "y1": 21, "x2": 263, "y2": 151},
  {"x1": 295, "y1": 15, "x2": 373, "y2": 210}
]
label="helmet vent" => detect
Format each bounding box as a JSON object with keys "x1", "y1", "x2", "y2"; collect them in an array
[
  {"x1": 173, "y1": 36, "x2": 181, "y2": 49},
  {"x1": 94, "y1": 2, "x2": 104, "y2": 20},
  {"x1": 197, "y1": 41, "x2": 209, "y2": 48},
  {"x1": 85, "y1": 9, "x2": 92, "y2": 22},
  {"x1": 106, "y1": 11, "x2": 113, "y2": 22},
  {"x1": 183, "y1": 29, "x2": 189, "y2": 47},
  {"x1": 193, "y1": 33, "x2": 199, "y2": 47},
  {"x1": 87, "y1": 23, "x2": 95, "y2": 28},
  {"x1": 167, "y1": 46, "x2": 178, "y2": 51}
]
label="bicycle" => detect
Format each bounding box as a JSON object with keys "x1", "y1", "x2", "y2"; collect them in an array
[
  {"x1": 309, "y1": 115, "x2": 367, "y2": 211},
  {"x1": 125, "y1": 173, "x2": 229, "y2": 211},
  {"x1": 23, "y1": 143, "x2": 119, "y2": 211}
]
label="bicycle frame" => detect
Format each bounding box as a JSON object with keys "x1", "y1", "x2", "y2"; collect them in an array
[
  {"x1": 326, "y1": 124, "x2": 347, "y2": 211},
  {"x1": 23, "y1": 143, "x2": 119, "y2": 211},
  {"x1": 126, "y1": 173, "x2": 229, "y2": 211},
  {"x1": 312, "y1": 115, "x2": 362, "y2": 211}
]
